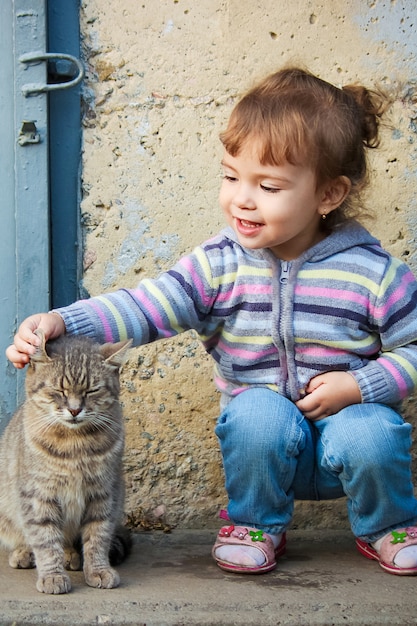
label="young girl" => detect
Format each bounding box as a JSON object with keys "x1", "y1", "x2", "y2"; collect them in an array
[{"x1": 7, "y1": 67, "x2": 417, "y2": 576}]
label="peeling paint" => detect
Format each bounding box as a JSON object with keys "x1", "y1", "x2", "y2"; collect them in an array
[
  {"x1": 353, "y1": 2, "x2": 417, "y2": 68},
  {"x1": 101, "y1": 202, "x2": 179, "y2": 288},
  {"x1": 162, "y1": 19, "x2": 175, "y2": 35}
]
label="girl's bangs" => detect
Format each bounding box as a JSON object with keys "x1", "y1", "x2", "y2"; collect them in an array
[{"x1": 220, "y1": 105, "x2": 310, "y2": 167}]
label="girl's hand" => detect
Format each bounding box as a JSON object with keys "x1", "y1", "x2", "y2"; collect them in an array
[
  {"x1": 295, "y1": 371, "x2": 362, "y2": 421},
  {"x1": 5, "y1": 313, "x2": 66, "y2": 369}
]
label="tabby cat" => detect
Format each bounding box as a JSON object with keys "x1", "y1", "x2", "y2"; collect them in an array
[{"x1": 0, "y1": 330, "x2": 132, "y2": 594}]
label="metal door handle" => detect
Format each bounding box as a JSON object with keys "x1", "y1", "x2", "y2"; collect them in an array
[{"x1": 19, "y1": 52, "x2": 84, "y2": 97}]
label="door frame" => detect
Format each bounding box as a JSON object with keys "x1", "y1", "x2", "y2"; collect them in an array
[{"x1": 48, "y1": 0, "x2": 83, "y2": 309}]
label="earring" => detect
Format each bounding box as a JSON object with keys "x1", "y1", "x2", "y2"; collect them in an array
[{"x1": 321, "y1": 213, "x2": 327, "y2": 220}]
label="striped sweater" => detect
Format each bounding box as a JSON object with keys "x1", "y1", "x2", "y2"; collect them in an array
[{"x1": 56, "y1": 221, "x2": 417, "y2": 408}]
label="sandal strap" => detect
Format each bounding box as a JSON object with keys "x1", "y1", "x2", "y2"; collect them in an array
[
  {"x1": 213, "y1": 525, "x2": 276, "y2": 562},
  {"x1": 379, "y1": 527, "x2": 417, "y2": 565}
]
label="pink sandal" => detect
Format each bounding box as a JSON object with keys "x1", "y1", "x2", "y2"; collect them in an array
[
  {"x1": 356, "y1": 527, "x2": 417, "y2": 575},
  {"x1": 212, "y1": 524, "x2": 286, "y2": 574}
]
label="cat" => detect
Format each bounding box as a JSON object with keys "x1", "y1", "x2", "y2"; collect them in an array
[{"x1": 0, "y1": 329, "x2": 132, "y2": 594}]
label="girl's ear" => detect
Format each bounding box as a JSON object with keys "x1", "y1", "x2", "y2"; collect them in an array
[{"x1": 319, "y1": 176, "x2": 351, "y2": 217}]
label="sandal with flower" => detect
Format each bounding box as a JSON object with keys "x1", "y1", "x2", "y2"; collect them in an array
[
  {"x1": 212, "y1": 524, "x2": 286, "y2": 574},
  {"x1": 356, "y1": 527, "x2": 417, "y2": 575}
]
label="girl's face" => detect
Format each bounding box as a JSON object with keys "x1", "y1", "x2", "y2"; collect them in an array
[{"x1": 219, "y1": 145, "x2": 334, "y2": 260}]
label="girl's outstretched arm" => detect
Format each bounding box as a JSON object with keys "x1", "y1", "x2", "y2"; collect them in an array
[{"x1": 6, "y1": 312, "x2": 66, "y2": 369}]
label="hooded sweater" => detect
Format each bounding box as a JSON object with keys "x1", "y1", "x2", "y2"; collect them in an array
[{"x1": 56, "y1": 220, "x2": 417, "y2": 408}]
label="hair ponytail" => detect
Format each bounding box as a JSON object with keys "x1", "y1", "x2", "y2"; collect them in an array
[{"x1": 341, "y1": 84, "x2": 388, "y2": 149}]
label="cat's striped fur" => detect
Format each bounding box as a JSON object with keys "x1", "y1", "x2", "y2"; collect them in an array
[{"x1": 0, "y1": 331, "x2": 132, "y2": 594}]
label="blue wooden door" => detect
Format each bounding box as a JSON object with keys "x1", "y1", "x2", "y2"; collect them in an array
[
  {"x1": 0, "y1": 0, "x2": 50, "y2": 429},
  {"x1": 0, "y1": 0, "x2": 83, "y2": 430}
]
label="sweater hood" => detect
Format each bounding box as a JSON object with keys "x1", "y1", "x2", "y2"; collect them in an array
[{"x1": 222, "y1": 220, "x2": 380, "y2": 264}]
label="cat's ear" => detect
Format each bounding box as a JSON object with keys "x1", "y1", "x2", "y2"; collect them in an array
[
  {"x1": 100, "y1": 339, "x2": 133, "y2": 370},
  {"x1": 29, "y1": 328, "x2": 52, "y2": 367}
]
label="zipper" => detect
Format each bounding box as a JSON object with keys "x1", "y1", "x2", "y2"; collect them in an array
[
  {"x1": 278, "y1": 261, "x2": 290, "y2": 341},
  {"x1": 280, "y1": 260, "x2": 290, "y2": 284},
  {"x1": 278, "y1": 260, "x2": 291, "y2": 396}
]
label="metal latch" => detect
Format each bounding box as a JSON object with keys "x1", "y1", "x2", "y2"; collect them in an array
[
  {"x1": 19, "y1": 51, "x2": 84, "y2": 97},
  {"x1": 18, "y1": 121, "x2": 41, "y2": 146}
]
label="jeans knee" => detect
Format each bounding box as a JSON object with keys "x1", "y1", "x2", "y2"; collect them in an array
[
  {"x1": 215, "y1": 388, "x2": 305, "y2": 458},
  {"x1": 318, "y1": 404, "x2": 410, "y2": 472}
]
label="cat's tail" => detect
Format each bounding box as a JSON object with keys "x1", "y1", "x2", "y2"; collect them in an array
[{"x1": 109, "y1": 524, "x2": 133, "y2": 565}]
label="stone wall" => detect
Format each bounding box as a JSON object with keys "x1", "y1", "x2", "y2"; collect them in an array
[{"x1": 79, "y1": 0, "x2": 417, "y2": 530}]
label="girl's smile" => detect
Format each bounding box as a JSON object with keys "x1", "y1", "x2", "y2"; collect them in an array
[{"x1": 236, "y1": 217, "x2": 264, "y2": 236}]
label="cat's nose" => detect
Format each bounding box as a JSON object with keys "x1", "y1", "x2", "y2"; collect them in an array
[{"x1": 69, "y1": 408, "x2": 82, "y2": 418}]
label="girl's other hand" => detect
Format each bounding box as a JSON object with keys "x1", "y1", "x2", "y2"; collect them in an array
[
  {"x1": 295, "y1": 371, "x2": 362, "y2": 421},
  {"x1": 5, "y1": 313, "x2": 66, "y2": 369}
]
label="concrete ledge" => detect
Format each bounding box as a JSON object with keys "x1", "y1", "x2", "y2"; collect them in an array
[{"x1": 0, "y1": 530, "x2": 415, "y2": 625}]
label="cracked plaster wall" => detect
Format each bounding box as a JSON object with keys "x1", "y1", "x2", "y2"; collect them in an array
[{"x1": 79, "y1": 0, "x2": 417, "y2": 530}]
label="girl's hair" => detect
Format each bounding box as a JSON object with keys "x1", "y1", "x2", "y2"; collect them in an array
[{"x1": 220, "y1": 67, "x2": 389, "y2": 230}]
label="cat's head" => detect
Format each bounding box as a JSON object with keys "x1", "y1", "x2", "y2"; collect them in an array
[{"x1": 26, "y1": 330, "x2": 132, "y2": 431}]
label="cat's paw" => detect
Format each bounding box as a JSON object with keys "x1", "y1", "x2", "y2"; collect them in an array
[
  {"x1": 64, "y1": 547, "x2": 82, "y2": 571},
  {"x1": 37, "y1": 573, "x2": 72, "y2": 594},
  {"x1": 9, "y1": 548, "x2": 35, "y2": 569},
  {"x1": 84, "y1": 566, "x2": 120, "y2": 589}
]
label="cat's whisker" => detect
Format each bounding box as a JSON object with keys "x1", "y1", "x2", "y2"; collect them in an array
[
  {"x1": 87, "y1": 413, "x2": 121, "y2": 436},
  {"x1": 28, "y1": 412, "x2": 60, "y2": 435}
]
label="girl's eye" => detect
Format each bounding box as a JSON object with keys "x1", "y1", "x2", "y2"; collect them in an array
[
  {"x1": 261, "y1": 184, "x2": 280, "y2": 193},
  {"x1": 223, "y1": 175, "x2": 237, "y2": 182}
]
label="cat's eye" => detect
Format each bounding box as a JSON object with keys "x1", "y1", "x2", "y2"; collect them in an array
[
  {"x1": 48, "y1": 391, "x2": 65, "y2": 402},
  {"x1": 86, "y1": 387, "x2": 102, "y2": 396}
]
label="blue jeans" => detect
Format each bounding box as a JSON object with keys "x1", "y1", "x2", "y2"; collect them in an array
[{"x1": 215, "y1": 388, "x2": 417, "y2": 542}]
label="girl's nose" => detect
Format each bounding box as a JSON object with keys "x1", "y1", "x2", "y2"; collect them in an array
[{"x1": 233, "y1": 184, "x2": 256, "y2": 210}]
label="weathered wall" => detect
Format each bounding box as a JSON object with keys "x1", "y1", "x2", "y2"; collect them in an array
[{"x1": 79, "y1": 0, "x2": 417, "y2": 530}]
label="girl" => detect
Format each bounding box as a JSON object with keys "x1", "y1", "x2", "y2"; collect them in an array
[{"x1": 7, "y1": 67, "x2": 417, "y2": 576}]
